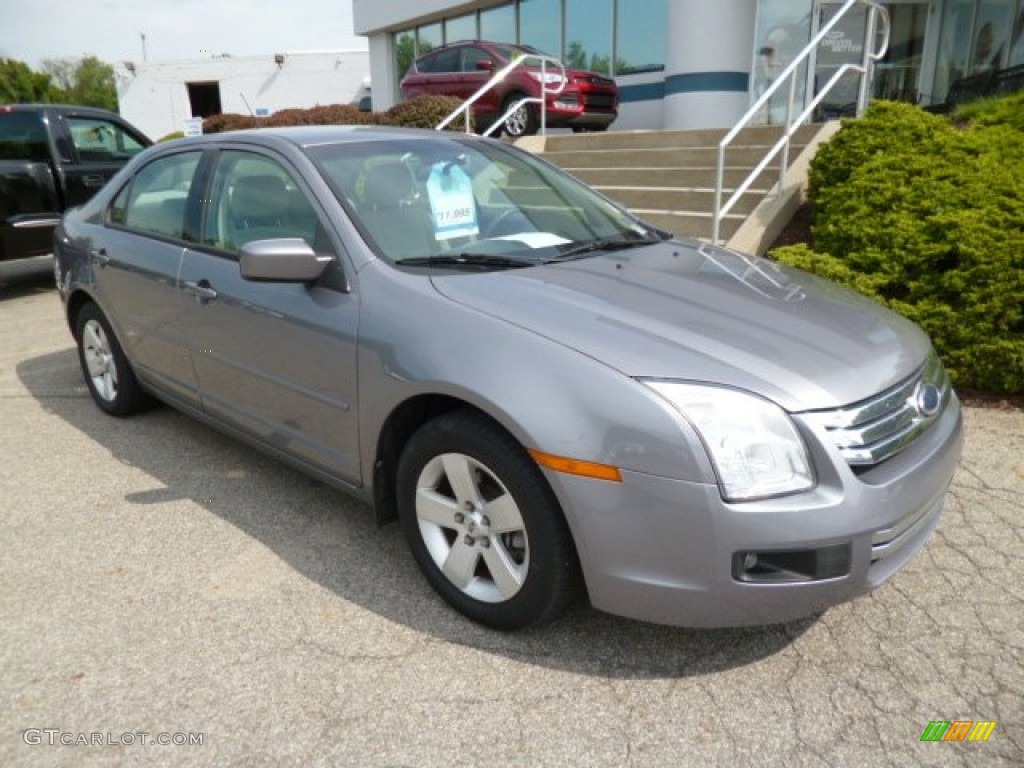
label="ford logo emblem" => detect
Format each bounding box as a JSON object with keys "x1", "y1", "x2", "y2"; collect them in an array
[{"x1": 915, "y1": 383, "x2": 941, "y2": 417}]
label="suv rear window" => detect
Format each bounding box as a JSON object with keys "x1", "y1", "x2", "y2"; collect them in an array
[{"x1": 0, "y1": 112, "x2": 49, "y2": 162}]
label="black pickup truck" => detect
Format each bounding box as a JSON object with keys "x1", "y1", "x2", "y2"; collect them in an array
[{"x1": 1, "y1": 104, "x2": 151, "y2": 262}]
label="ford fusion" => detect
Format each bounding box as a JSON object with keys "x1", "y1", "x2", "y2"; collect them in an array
[{"x1": 54, "y1": 127, "x2": 963, "y2": 629}]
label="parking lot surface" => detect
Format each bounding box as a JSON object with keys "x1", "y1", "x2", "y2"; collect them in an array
[{"x1": 1, "y1": 259, "x2": 1021, "y2": 767}]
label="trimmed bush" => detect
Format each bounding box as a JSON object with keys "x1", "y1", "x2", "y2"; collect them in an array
[
  {"x1": 772, "y1": 100, "x2": 1024, "y2": 393},
  {"x1": 201, "y1": 113, "x2": 264, "y2": 133},
  {"x1": 383, "y1": 95, "x2": 473, "y2": 132},
  {"x1": 199, "y1": 97, "x2": 471, "y2": 134}
]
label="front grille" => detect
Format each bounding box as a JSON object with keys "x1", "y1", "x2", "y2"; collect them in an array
[
  {"x1": 583, "y1": 93, "x2": 616, "y2": 109},
  {"x1": 802, "y1": 351, "x2": 952, "y2": 468}
]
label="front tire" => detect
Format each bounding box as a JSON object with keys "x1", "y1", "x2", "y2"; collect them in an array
[
  {"x1": 397, "y1": 410, "x2": 577, "y2": 629},
  {"x1": 75, "y1": 302, "x2": 153, "y2": 417},
  {"x1": 501, "y1": 93, "x2": 538, "y2": 138}
]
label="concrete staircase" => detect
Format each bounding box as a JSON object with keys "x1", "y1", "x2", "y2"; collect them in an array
[{"x1": 518, "y1": 124, "x2": 829, "y2": 248}]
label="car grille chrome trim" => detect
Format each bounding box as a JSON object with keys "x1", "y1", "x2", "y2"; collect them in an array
[{"x1": 803, "y1": 352, "x2": 951, "y2": 467}]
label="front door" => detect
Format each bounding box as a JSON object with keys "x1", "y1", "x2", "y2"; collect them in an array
[{"x1": 177, "y1": 147, "x2": 361, "y2": 484}]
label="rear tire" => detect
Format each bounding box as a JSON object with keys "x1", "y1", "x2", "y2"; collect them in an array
[
  {"x1": 397, "y1": 410, "x2": 577, "y2": 629},
  {"x1": 75, "y1": 302, "x2": 153, "y2": 417}
]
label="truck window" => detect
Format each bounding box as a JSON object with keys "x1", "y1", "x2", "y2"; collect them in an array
[
  {"x1": 0, "y1": 112, "x2": 50, "y2": 162},
  {"x1": 66, "y1": 117, "x2": 146, "y2": 163}
]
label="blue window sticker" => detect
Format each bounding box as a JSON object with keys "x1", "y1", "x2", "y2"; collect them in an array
[{"x1": 426, "y1": 162, "x2": 479, "y2": 240}]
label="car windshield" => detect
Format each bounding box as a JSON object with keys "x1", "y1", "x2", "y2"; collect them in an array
[{"x1": 307, "y1": 136, "x2": 666, "y2": 269}]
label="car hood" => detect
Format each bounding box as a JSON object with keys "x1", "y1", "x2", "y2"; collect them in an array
[{"x1": 430, "y1": 241, "x2": 931, "y2": 412}]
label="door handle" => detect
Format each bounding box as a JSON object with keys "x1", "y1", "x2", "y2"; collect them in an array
[
  {"x1": 183, "y1": 280, "x2": 218, "y2": 302},
  {"x1": 90, "y1": 247, "x2": 110, "y2": 267},
  {"x1": 82, "y1": 174, "x2": 105, "y2": 188}
]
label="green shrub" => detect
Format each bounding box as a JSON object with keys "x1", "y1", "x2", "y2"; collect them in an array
[
  {"x1": 772, "y1": 99, "x2": 1024, "y2": 394},
  {"x1": 951, "y1": 91, "x2": 1024, "y2": 132},
  {"x1": 383, "y1": 95, "x2": 473, "y2": 132},
  {"x1": 157, "y1": 131, "x2": 185, "y2": 142}
]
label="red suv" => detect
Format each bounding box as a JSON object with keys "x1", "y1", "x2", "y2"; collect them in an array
[{"x1": 400, "y1": 41, "x2": 618, "y2": 137}]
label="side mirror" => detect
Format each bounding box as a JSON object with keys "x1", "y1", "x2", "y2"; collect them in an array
[
  {"x1": 239, "y1": 238, "x2": 332, "y2": 282},
  {"x1": 475, "y1": 59, "x2": 495, "y2": 72}
]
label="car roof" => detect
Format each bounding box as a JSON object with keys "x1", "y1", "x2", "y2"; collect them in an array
[
  {"x1": 0, "y1": 103, "x2": 124, "y2": 119},
  {"x1": 162, "y1": 125, "x2": 479, "y2": 150}
]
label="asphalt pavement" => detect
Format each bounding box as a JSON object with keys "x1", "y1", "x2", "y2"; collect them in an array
[{"x1": 1, "y1": 258, "x2": 1021, "y2": 767}]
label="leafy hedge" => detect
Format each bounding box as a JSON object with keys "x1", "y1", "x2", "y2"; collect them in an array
[
  {"x1": 773, "y1": 100, "x2": 1024, "y2": 394},
  {"x1": 202, "y1": 95, "x2": 473, "y2": 134}
]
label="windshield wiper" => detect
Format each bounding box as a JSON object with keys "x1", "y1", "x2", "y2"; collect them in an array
[
  {"x1": 546, "y1": 234, "x2": 664, "y2": 263},
  {"x1": 395, "y1": 253, "x2": 534, "y2": 269}
]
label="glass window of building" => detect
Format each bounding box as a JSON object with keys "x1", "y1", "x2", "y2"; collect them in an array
[
  {"x1": 445, "y1": 13, "x2": 478, "y2": 44},
  {"x1": 935, "y1": 0, "x2": 975, "y2": 99},
  {"x1": 417, "y1": 22, "x2": 443, "y2": 56},
  {"x1": 1011, "y1": 1, "x2": 1024, "y2": 67},
  {"x1": 752, "y1": 0, "x2": 813, "y2": 124},
  {"x1": 394, "y1": 30, "x2": 417, "y2": 86},
  {"x1": 480, "y1": 3, "x2": 516, "y2": 44},
  {"x1": 615, "y1": 0, "x2": 667, "y2": 74},
  {"x1": 970, "y1": 0, "x2": 1016, "y2": 72},
  {"x1": 565, "y1": 0, "x2": 613, "y2": 74},
  {"x1": 519, "y1": 0, "x2": 562, "y2": 59}
]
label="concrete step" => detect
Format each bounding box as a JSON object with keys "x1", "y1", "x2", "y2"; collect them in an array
[
  {"x1": 632, "y1": 210, "x2": 745, "y2": 241},
  {"x1": 595, "y1": 186, "x2": 764, "y2": 215},
  {"x1": 543, "y1": 145, "x2": 792, "y2": 169},
  {"x1": 566, "y1": 166, "x2": 782, "y2": 190},
  {"x1": 542, "y1": 124, "x2": 822, "y2": 152}
]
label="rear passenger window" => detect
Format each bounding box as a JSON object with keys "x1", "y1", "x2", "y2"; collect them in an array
[
  {"x1": 109, "y1": 152, "x2": 201, "y2": 240},
  {"x1": 0, "y1": 112, "x2": 50, "y2": 162}
]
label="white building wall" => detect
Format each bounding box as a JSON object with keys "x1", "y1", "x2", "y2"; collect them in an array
[{"x1": 116, "y1": 51, "x2": 370, "y2": 140}]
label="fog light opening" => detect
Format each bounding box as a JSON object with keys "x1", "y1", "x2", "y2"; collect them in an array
[{"x1": 733, "y1": 544, "x2": 851, "y2": 583}]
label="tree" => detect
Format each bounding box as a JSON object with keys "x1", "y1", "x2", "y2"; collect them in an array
[
  {"x1": 0, "y1": 58, "x2": 60, "y2": 103},
  {"x1": 42, "y1": 55, "x2": 118, "y2": 111}
]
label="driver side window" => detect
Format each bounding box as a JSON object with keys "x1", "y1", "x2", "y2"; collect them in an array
[{"x1": 202, "y1": 151, "x2": 325, "y2": 255}]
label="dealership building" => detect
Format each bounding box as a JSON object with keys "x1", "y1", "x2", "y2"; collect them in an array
[{"x1": 354, "y1": 0, "x2": 1024, "y2": 130}]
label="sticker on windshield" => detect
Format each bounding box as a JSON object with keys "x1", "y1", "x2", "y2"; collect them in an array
[{"x1": 426, "y1": 162, "x2": 479, "y2": 240}]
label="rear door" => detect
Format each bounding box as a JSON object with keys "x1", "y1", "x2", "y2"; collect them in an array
[
  {"x1": 56, "y1": 111, "x2": 149, "y2": 208},
  {"x1": 177, "y1": 147, "x2": 361, "y2": 483},
  {"x1": 91, "y1": 149, "x2": 205, "y2": 406}
]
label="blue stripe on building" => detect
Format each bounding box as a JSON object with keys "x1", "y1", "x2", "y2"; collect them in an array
[{"x1": 666, "y1": 71, "x2": 749, "y2": 94}]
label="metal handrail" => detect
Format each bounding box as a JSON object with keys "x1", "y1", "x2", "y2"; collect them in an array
[
  {"x1": 712, "y1": 0, "x2": 890, "y2": 244},
  {"x1": 435, "y1": 53, "x2": 567, "y2": 136}
]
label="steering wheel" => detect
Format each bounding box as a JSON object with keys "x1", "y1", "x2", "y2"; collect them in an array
[{"x1": 481, "y1": 208, "x2": 525, "y2": 238}]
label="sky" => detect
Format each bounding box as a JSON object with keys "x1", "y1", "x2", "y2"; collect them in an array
[{"x1": 2, "y1": 0, "x2": 367, "y2": 68}]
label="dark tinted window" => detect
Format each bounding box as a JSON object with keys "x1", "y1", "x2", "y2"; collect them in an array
[
  {"x1": 112, "y1": 152, "x2": 201, "y2": 239},
  {"x1": 0, "y1": 112, "x2": 49, "y2": 161},
  {"x1": 418, "y1": 47, "x2": 460, "y2": 73},
  {"x1": 461, "y1": 47, "x2": 493, "y2": 72}
]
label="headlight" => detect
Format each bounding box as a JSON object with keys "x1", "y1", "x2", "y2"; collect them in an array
[{"x1": 644, "y1": 382, "x2": 815, "y2": 501}]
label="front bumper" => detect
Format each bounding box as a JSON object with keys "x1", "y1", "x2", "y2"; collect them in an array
[{"x1": 543, "y1": 393, "x2": 964, "y2": 627}]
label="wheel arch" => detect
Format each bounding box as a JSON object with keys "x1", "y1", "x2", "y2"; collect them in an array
[{"x1": 372, "y1": 392, "x2": 536, "y2": 527}]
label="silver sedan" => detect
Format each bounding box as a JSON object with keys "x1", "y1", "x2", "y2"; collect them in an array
[{"x1": 54, "y1": 126, "x2": 963, "y2": 629}]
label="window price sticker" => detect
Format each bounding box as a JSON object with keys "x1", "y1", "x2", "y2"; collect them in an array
[{"x1": 427, "y1": 163, "x2": 479, "y2": 240}]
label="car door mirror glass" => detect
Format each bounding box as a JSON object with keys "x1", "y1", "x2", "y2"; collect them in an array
[
  {"x1": 239, "y1": 238, "x2": 332, "y2": 283},
  {"x1": 475, "y1": 59, "x2": 495, "y2": 71}
]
